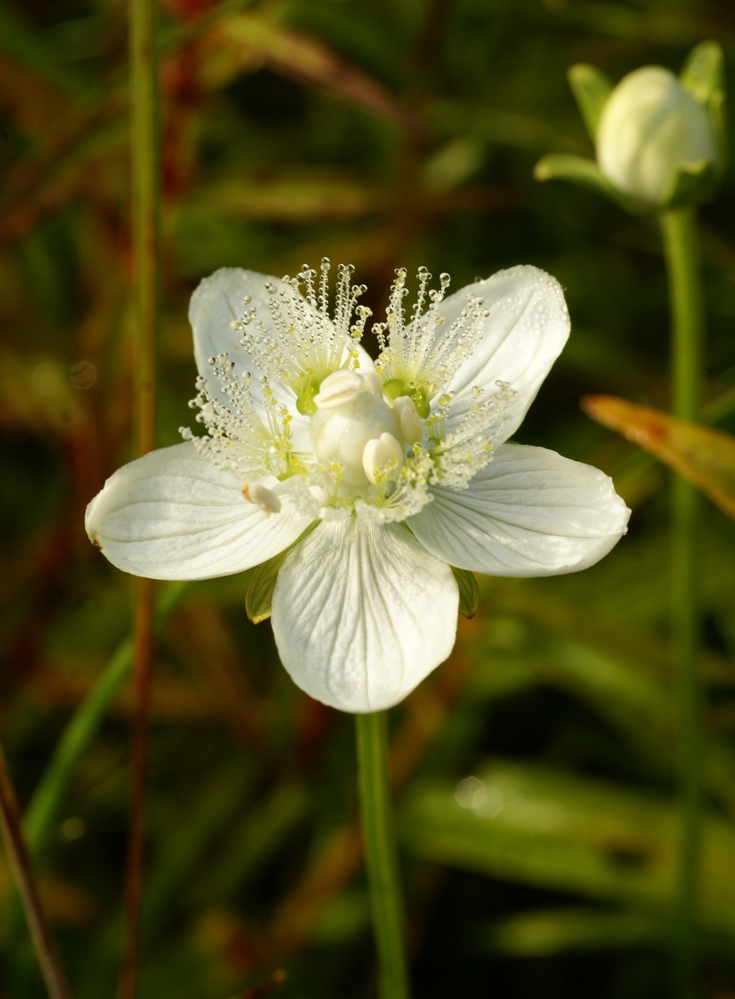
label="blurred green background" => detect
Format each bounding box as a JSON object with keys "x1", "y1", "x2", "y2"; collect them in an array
[{"x1": 2, "y1": 0, "x2": 735, "y2": 996}]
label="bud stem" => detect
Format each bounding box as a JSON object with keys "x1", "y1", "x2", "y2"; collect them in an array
[{"x1": 660, "y1": 205, "x2": 705, "y2": 999}]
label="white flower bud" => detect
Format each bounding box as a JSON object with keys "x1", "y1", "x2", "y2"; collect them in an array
[
  {"x1": 362, "y1": 432, "x2": 404, "y2": 485},
  {"x1": 596, "y1": 66, "x2": 718, "y2": 205}
]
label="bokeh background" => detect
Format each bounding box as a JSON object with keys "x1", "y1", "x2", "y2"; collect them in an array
[{"x1": 2, "y1": 0, "x2": 735, "y2": 996}]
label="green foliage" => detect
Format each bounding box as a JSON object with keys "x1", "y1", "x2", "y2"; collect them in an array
[
  {"x1": 1, "y1": 1, "x2": 735, "y2": 997},
  {"x1": 567, "y1": 64, "x2": 614, "y2": 142}
]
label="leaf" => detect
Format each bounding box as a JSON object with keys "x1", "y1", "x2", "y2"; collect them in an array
[
  {"x1": 582, "y1": 395, "x2": 735, "y2": 519},
  {"x1": 0, "y1": 117, "x2": 127, "y2": 246},
  {"x1": 488, "y1": 908, "x2": 666, "y2": 956},
  {"x1": 206, "y1": 174, "x2": 382, "y2": 221},
  {"x1": 451, "y1": 567, "x2": 479, "y2": 619},
  {"x1": 567, "y1": 64, "x2": 613, "y2": 141},
  {"x1": 0, "y1": 0, "x2": 89, "y2": 100},
  {"x1": 400, "y1": 759, "x2": 735, "y2": 935}
]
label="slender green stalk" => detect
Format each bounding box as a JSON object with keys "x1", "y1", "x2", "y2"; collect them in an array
[
  {"x1": 356, "y1": 712, "x2": 411, "y2": 999},
  {"x1": 660, "y1": 207, "x2": 705, "y2": 998},
  {"x1": 120, "y1": 2, "x2": 160, "y2": 997},
  {"x1": 0, "y1": 741, "x2": 71, "y2": 999}
]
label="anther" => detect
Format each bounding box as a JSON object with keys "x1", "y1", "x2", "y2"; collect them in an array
[
  {"x1": 314, "y1": 369, "x2": 382, "y2": 410},
  {"x1": 242, "y1": 482, "x2": 282, "y2": 515},
  {"x1": 362, "y1": 433, "x2": 404, "y2": 485},
  {"x1": 393, "y1": 396, "x2": 424, "y2": 445}
]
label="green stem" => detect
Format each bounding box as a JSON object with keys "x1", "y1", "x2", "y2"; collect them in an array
[
  {"x1": 356, "y1": 712, "x2": 411, "y2": 999},
  {"x1": 660, "y1": 207, "x2": 705, "y2": 998}
]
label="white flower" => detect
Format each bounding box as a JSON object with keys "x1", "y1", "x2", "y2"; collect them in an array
[
  {"x1": 86, "y1": 262, "x2": 630, "y2": 713},
  {"x1": 596, "y1": 66, "x2": 718, "y2": 205}
]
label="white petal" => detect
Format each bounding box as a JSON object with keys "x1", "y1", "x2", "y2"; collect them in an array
[
  {"x1": 189, "y1": 267, "x2": 298, "y2": 410},
  {"x1": 85, "y1": 441, "x2": 313, "y2": 580},
  {"x1": 188, "y1": 267, "x2": 373, "y2": 449},
  {"x1": 437, "y1": 265, "x2": 570, "y2": 441},
  {"x1": 271, "y1": 521, "x2": 459, "y2": 712},
  {"x1": 408, "y1": 443, "x2": 630, "y2": 577}
]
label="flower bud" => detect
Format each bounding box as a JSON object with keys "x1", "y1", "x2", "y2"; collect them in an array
[{"x1": 596, "y1": 66, "x2": 718, "y2": 205}]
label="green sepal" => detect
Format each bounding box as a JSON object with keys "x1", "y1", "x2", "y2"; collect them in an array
[
  {"x1": 534, "y1": 154, "x2": 646, "y2": 214},
  {"x1": 678, "y1": 40, "x2": 726, "y2": 203},
  {"x1": 660, "y1": 158, "x2": 720, "y2": 209},
  {"x1": 452, "y1": 566, "x2": 479, "y2": 619},
  {"x1": 245, "y1": 524, "x2": 317, "y2": 623},
  {"x1": 679, "y1": 40, "x2": 724, "y2": 105},
  {"x1": 710, "y1": 89, "x2": 728, "y2": 177},
  {"x1": 567, "y1": 63, "x2": 613, "y2": 142},
  {"x1": 245, "y1": 549, "x2": 291, "y2": 624}
]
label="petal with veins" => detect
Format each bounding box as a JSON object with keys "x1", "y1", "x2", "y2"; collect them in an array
[
  {"x1": 271, "y1": 521, "x2": 458, "y2": 712},
  {"x1": 85, "y1": 441, "x2": 313, "y2": 580},
  {"x1": 408, "y1": 443, "x2": 630, "y2": 576},
  {"x1": 435, "y1": 265, "x2": 570, "y2": 441}
]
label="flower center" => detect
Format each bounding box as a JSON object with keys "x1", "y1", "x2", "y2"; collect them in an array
[
  {"x1": 309, "y1": 369, "x2": 419, "y2": 490},
  {"x1": 184, "y1": 263, "x2": 518, "y2": 530}
]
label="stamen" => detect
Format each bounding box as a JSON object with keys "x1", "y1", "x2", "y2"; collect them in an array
[
  {"x1": 375, "y1": 267, "x2": 489, "y2": 400},
  {"x1": 362, "y1": 433, "x2": 404, "y2": 485},
  {"x1": 183, "y1": 263, "x2": 513, "y2": 534},
  {"x1": 242, "y1": 481, "x2": 282, "y2": 515},
  {"x1": 181, "y1": 353, "x2": 294, "y2": 479},
  {"x1": 392, "y1": 396, "x2": 424, "y2": 445},
  {"x1": 314, "y1": 369, "x2": 381, "y2": 410},
  {"x1": 353, "y1": 446, "x2": 435, "y2": 528},
  {"x1": 432, "y1": 381, "x2": 516, "y2": 489},
  {"x1": 231, "y1": 259, "x2": 369, "y2": 400}
]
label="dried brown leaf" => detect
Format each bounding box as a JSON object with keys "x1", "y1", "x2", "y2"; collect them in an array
[{"x1": 583, "y1": 394, "x2": 735, "y2": 519}]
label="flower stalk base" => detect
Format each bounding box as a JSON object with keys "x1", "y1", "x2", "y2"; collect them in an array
[{"x1": 356, "y1": 711, "x2": 411, "y2": 999}]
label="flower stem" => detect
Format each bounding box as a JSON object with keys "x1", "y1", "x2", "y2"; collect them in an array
[
  {"x1": 660, "y1": 206, "x2": 705, "y2": 998},
  {"x1": 355, "y1": 712, "x2": 411, "y2": 999},
  {"x1": 0, "y1": 740, "x2": 71, "y2": 999}
]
